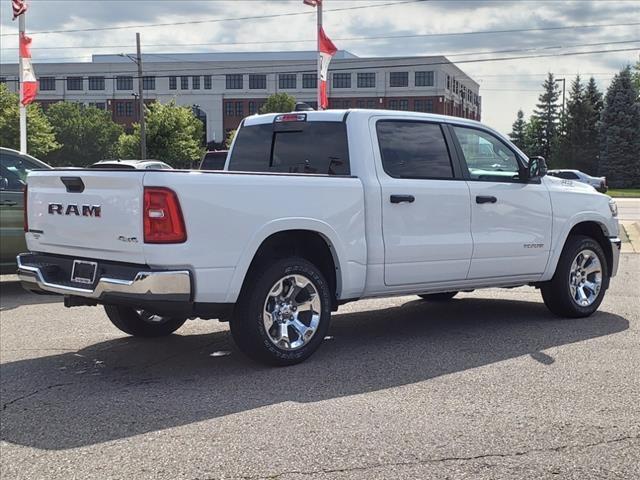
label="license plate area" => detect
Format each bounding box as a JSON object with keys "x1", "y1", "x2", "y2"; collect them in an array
[{"x1": 71, "y1": 260, "x2": 98, "y2": 285}]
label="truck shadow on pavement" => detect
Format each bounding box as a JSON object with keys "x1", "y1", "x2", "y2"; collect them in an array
[
  {"x1": 0, "y1": 297, "x2": 628, "y2": 450},
  {"x1": 0, "y1": 281, "x2": 60, "y2": 312}
]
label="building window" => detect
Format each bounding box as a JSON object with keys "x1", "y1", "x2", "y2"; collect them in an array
[
  {"x1": 226, "y1": 74, "x2": 243, "y2": 90},
  {"x1": 248, "y1": 101, "x2": 256, "y2": 114},
  {"x1": 388, "y1": 99, "x2": 409, "y2": 111},
  {"x1": 204, "y1": 75, "x2": 212, "y2": 89},
  {"x1": 415, "y1": 71, "x2": 434, "y2": 87},
  {"x1": 89, "y1": 102, "x2": 106, "y2": 110},
  {"x1": 235, "y1": 101, "x2": 244, "y2": 117},
  {"x1": 302, "y1": 74, "x2": 317, "y2": 89},
  {"x1": 192, "y1": 76, "x2": 200, "y2": 89},
  {"x1": 224, "y1": 102, "x2": 234, "y2": 117},
  {"x1": 389, "y1": 72, "x2": 408, "y2": 87},
  {"x1": 0, "y1": 77, "x2": 6, "y2": 84},
  {"x1": 357, "y1": 73, "x2": 375, "y2": 88},
  {"x1": 40, "y1": 77, "x2": 56, "y2": 91},
  {"x1": 142, "y1": 76, "x2": 155, "y2": 90},
  {"x1": 333, "y1": 73, "x2": 351, "y2": 89},
  {"x1": 67, "y1": 76, "x2": 83, "y2": 91},
  {"x1": 116, "y1": 76, "x2": 133, "y2": 90},
  {"x1": 413, "y1": 99, "x2": 434, "y2": 112},
  {"x1": 115, "y1": 101, "x2": 134, "y2": 117},
  {"x1": 169, "y1": 76, "x2": 177, "y2": 90},
  {"x1": 88, "y1": 76, "x2": 105, "y2": 90},
  {"x1": 367, "y1": 99, "x2": 377, "y2": 109},
  {"x1": 249, "y1": 74, "x2": 266, "y2": 89},
  {"x1": 180, "y1": 76, "x2": 189, "y2": 90},
  {"x1": 279, "y1": 74, "x2": 296, "y2": 89},
  {"x1": 446, "y1": 75, "x2": 451, "y2": 90}
]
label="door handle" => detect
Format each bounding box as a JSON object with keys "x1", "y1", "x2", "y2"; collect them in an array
[
  {"x1": 0, "y1": 200, "x2": 18, "y2": 206},
  {"x1": 476, "y1": 195, "x2": 497, "y2": 204},
  {"x1": 390, "y1": 194, "x2": 415, "y2": 204}
]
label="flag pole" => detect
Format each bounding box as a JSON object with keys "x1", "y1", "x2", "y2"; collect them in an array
[
  {"x1": 18, "y1": 13, "x2": 27, "y2": 153},
  {"x1": 316, "y1": 1, "x2": 322, "y2": 110}
]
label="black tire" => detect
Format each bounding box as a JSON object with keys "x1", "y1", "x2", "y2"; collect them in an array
[
  {"x1": 230, "y1": 257, "x2": 332, "y2": 366},
  {"x1": 104, "y1": 305, "x2": 187, "y2": 337},
  {"x1": 418, "y1": 291, "x2": 458, "y2": 301},
  {"x1": 541, "y1": 235, "x2": 608, "y2": 318}
]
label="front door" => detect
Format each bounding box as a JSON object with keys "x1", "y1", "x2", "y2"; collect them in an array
[
  {"x1": 450, "y1": 125, "x2": 552, "y2": 280},
  {"x1": 374, "y1": 119, "x2": 473, "y2": 286}
]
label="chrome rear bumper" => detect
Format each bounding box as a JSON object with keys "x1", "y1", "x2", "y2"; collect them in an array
[{"x1": 17, "y1": 253, "x2": 191, "y2": 302}]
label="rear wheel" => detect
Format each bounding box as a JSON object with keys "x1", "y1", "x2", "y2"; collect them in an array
[
  {"x1": 230, "y1": 257, "x2": 331, "y2": 366},
  {"x1": 541, "y1": 235, "x2": 607, "y2": 318},
  {"x1": 418, "y1": 291, "x2": 458, "y2": 301},
  {"x1": 104, "y1": 305, "x2": 187, "y2": 337}
]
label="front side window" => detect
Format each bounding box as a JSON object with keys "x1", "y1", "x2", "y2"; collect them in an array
[
  {"x1": 229, "y1": 122, "x2": 350, "y2": 175},
  {"x1": 377, "y1": 121, "x2": 453, "y2": 179},
  {"x1": 452, "y1": 126, "x2": 521, "y2": 181},
  {"x1": 116, "y1": 76, "x2": 133, "y2": 90},
  {"x1": 0, "y1": 152, "x2": 42, "y2": 190}
]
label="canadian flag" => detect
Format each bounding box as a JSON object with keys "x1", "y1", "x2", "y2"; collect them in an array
[
  {"x1": 19, "y1": 32, "x2": 38, "y2": 105},
  {"x1": 318, "y1": 27, "x2": 337, "y2": 109}
]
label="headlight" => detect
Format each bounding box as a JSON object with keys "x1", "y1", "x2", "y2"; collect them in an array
[{"x1": 609, "y1": 199, "x2": 618, "y2": 217}]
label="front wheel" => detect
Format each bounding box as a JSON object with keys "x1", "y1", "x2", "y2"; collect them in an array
[
  {"x1": 541, "y1": 235, "x2": 608, "y2": 318},
  {"x1": 418, "y1": 291, "x2": 458, "y2": 301},
  {"x1": 230, "y1": 257, "x2": 332, "y2": 366},
  {"x1": 104, "y1": 305, "x2": 187, "y2": 337}
]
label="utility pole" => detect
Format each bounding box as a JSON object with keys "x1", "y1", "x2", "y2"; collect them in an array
[
  {"x1": 136, "y1": 32, "x2": 146, "y2": 159},
  {"x1": 556, "y1": 77, "x2": 566, "y2": 117},
  {"x1": 18, "y1": 14, "x2": 27, "y2": 153},
  {"x1": 316, "y1": 1, "x2": 322, "y2": 110}
]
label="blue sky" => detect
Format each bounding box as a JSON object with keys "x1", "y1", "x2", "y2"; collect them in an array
[{"x1": 0, "y1": 0, "x2": 638, "y2": 133}]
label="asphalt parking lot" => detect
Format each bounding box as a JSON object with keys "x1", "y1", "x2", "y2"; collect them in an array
[{"x1": 1, "y1": 255, "x2": 639, "y2": 480}]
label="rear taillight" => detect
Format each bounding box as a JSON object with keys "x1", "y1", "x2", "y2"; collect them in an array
[
  {"x1": 23, "y1": 185, "x2": 28, "y2": 232},
  {"x1": 143, "y1": 187, "x2": 186, "y2": 244}
]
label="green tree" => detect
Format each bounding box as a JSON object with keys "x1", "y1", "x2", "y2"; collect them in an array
[
  {"x1": 582, "y1": 77, "x2": 604, "y2": 175},
  {"x1": 524, "y1": 115, "x2": 545, "y2": 158},
  {"x1": 225, "y1": 129, "x2": 237, "y2": 149},
  {"x1": 632, "y1": 60, "x2": 640, "y2": 95},
  {"x1": 117, "y1": 101, "x2": 204, "y2": 168},
  {"x1": 599, "y1": 66, "x2": 640, "y2": 187},
  {"x1": 509, "y1": 109, "x2": 527, "y2": 151},
  {"x1": 0, "y1": 84, "x2": 60, "y2": 158},
  {"x1": 259, "y1": 93, "x2": 296, "y2": 114},
  {"x1": 44, "y1": 102, "x2": 123, "y2": 167},
  {"x1": 533, "y1": 73, "x2": 561, "y2": 165}
]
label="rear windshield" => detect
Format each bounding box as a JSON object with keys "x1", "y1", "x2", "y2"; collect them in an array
[{"x1": 228, "y1": 121, "x2": 350, "y2": 175}]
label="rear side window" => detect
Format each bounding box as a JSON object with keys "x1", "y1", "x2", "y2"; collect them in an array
[
  {"x1": 376, "y1": 120, "x2": 453, "y2": 179},
  {"x1": 200, "y1": 152, "x2": 228, "y2": 170},
  {"x1": 229, "y1": 121, "x2": 350, "y2": 175}
]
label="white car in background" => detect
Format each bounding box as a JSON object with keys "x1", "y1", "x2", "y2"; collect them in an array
[
  {"x1": 89, "y1": 160, "x2": 173, "y2": 170},
  {"x1": 547, "y1": 169, "x2": 607, "y2": 193}
]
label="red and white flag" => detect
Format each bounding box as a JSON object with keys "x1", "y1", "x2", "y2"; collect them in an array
[
  {"x1": 12, "y1": 0, "x2": 27, "y2": 19},
  {"x1": 318, "y1": 27, "x2": 337, "y2": 109},
  {"x1": 20, "y1": 32, "x2": 38, "y2": 105}
]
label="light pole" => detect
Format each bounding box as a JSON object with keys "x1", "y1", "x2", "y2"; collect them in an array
[
  {"x1": 555, "y1": 77, "x2": 566, "y2": 117},
  {"x1": 118, "y1": 32, "x2": 146, "y2": 159}
]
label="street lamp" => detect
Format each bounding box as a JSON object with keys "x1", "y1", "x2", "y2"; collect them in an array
[{"x1": 118, "y1": 32, "x2": 146, "y2": 159}]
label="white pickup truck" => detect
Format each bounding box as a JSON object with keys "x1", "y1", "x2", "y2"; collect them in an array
[{"x1": 18, "y1": 109, "x2": 621, "y2": 365}]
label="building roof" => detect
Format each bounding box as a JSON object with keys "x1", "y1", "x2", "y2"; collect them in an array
[{"x1": 92, "y1": 50, "x2": 359, "y2": 63}]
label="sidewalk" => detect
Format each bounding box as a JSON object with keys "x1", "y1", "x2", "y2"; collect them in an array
[{"x1": 620, "y1": 221, "x2": 639, "y2": 254}]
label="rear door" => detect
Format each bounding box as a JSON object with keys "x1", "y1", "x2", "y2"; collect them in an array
[
  {"x1": 449, "y1": 125, "x2": 552, "y2": 279},
  {"x1": 26, "y1": 170, "x2": 147, "y2": 264},
  {"x1": 373, "y1": 119, "x2": 473, "y2": 286}
]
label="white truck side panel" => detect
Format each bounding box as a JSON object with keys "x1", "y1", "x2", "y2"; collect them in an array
[{"x1": 142, "y1": 171, "x2": 367, "y2": 303}]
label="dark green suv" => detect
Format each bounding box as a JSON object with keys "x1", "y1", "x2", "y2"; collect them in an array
[{"x1": 0, "y1": 148, "x2": 52, "y2": 274}]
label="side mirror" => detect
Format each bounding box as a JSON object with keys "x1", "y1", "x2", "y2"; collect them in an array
[{"x1": 527, "y1": 156, "x2": 547, "y2": 181}]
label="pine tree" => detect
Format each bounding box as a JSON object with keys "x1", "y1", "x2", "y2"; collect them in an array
[
  {"x1": 599, "y1": 66, "x2": 640, "y2": 188},
  {"x1": 509, "y1": 109, "x2": 527, "y2": 150},
  {"x1": 524, "y1": 115, "x2": 545, "y2": 158},
  {"x1": 583, "y1": 77, "x2": 603, "y2": 175},
  {"x1": 559, "y1": 75, "x2": 590, "y2": 171},
  {"x1": 532, "y1": 73, "x2": 561, "y2": 165}
]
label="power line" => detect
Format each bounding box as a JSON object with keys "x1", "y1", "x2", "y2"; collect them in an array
[
  {"x1": 2, "y1": 21, "x2": 639, "y2": 49},
  {"x1": 1, "y1": 46, "x2": 636, "y2": 80},
  {"x1": 0, "y1": 0, "x2": 425, "y2": 37}
]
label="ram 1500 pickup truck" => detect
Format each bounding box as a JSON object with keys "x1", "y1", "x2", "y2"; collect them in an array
[{"x1": 18, "y1": 109, "x2": 621, "y2": 365}]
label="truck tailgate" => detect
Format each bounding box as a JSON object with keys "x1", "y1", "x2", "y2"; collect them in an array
[{"x1": 26, "y1": 170, "x2": 146, "y2": 264}]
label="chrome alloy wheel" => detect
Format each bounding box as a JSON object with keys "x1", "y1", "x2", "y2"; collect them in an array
[
  {"x1": 263, "y1": 274, "x2": 321, "y2": 350},
  {"x1": 568, "y1": 249, "x2": 603, "y2": 307}
]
